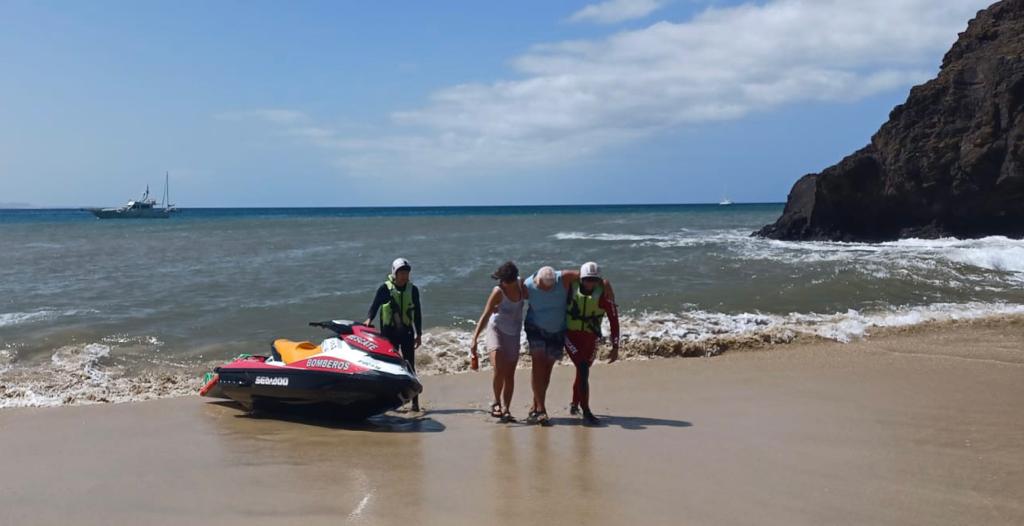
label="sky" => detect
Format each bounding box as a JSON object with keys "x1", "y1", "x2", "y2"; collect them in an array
[{"x1": 0, "y1": 0, "x2": 994, "y2": 207}]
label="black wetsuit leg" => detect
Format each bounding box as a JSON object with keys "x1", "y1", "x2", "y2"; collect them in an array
[
  {"x1": 389, "y1": 330, "x2": 419, "y2": 408},
  {"x1": 577, "y1": 361, "x2": 591, "y2": 408}
]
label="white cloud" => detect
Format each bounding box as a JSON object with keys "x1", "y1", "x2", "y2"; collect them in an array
[
  {"x1": 231, "y1": 0, "x2": 990, "y2": 179},
  {"x1": 570, "y1": 0, "x2": 666, "y2": 24}
]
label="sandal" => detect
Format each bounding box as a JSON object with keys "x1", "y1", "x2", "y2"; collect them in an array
[
  {"x1": 526, "y1": 410, "x2": 551, "y2": 426},
  {"x1": 500, "y1": 411, "x2": 516, "y2": 423},
  {"x1": 490, "y1": 402, "x2": 503, "y2": 418}
]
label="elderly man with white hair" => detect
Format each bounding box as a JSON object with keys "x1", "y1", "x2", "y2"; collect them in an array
[
  {"x1": 524, "y1": 261, "x2": 618, "y2": 421},
  {"x1": 522, "y1": 265, "x2": 583, "y2": 424}
]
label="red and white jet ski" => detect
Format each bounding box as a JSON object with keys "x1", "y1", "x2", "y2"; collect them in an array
[{"x1": 200, "y1": 320, "x2": 422, "y2": 419}]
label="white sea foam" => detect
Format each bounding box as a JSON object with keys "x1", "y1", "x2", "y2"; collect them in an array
[
  {"x1": 3, "y1": 302, "x2": 1021, "y2": 408},
  {"x1": 553, "y1": 231, "x2": 682, "y2": 242},
  {"x1": 622, "y1": 302, "x2": 1024, "y2": 345},
  {"x1": 0, "y1": 348, "x2": 13, "y2": 375},
  {"x1": 101, "y1": 334, "x2": 164, "y2": 346},
  {"x1": 555, "y1": 229, "x2": 1024, "y2": 284},
  {"x1": 745, "y1": 235, "x2": 1024, "y2": 279},
  {"x1": 409, "y1": 301, "x2": 1024, "y2": 373},
  {"x1": 914, "y1": 237, "x2": 1024, "y2": 275},
  {"x1": 553, "y1": 229, "x2": 749, "y2": 249},
  {"x1": 0, "y1": 343, "x2": 201, "y2": 409},
  {"x1": 0, "y1": 311, "x2": 54, "y2": 328},
  {"x1": 0, "y1": 308, "x2": 100, "y2": 328}
]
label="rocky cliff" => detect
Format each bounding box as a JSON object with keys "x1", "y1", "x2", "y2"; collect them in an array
[{"x1": 757, "y1": 0, "x2": 1024, "y2": 241}]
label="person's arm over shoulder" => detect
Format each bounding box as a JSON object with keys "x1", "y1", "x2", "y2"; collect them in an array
[
  {"x1": 413, "y1": 285, "x2": 423, "y2": 337},
  {"x1": 602, "y1": 278, "x2": 616, "y2": 302},
  {"x1": 561, "y1": 269, "x2": 580, "y2": 289}
]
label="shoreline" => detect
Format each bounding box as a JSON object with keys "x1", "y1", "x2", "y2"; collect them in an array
[
  {"x1": 4, "y1": 312, "x2": 1024, "y2": 409},
  {"x1": 2, "y1": 319, "x2": 1022, "y2": 524}
]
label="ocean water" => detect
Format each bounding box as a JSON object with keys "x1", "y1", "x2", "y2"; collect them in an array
[{"x1": 3, "y1": 205, "x2": 1024, "y2": 407}]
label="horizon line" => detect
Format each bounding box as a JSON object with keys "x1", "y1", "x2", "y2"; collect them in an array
[{"x1": 2, "y1": 201, "x2": 785, "y2": 211}]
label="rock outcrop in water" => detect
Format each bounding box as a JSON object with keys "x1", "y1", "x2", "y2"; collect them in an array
[{"x1": 757, "y1": 0, "x2": 1024, "y2": 242}]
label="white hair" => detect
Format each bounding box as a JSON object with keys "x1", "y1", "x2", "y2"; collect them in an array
[{"x1": 536, "y1": 266, "x2": 556, "y2": 285}]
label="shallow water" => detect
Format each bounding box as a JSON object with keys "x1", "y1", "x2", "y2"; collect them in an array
[{"x1": 2, "y1": 205, "x2": 1023, "y2": 406}]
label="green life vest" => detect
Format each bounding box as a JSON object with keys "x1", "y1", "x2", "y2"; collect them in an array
[
  {"x1": 567, "y1": 282, "x2": 605, "y2": 335},
  {"x1": 380, "y1": 275, "x2": 415, "y2": 331}
]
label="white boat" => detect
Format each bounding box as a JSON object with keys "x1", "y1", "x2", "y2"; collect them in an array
[
  {"x1": 718, "y1": 185, "x2": 734, "y2": 206},
  {"x1": 84, "y1": 172, "x2": 178, "y2": 219}
]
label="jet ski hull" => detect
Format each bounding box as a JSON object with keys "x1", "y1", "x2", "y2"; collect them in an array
[
  {"x1": 201, "y1": 321, "x2": 422, "y2": 420},
  {"x1": 214, "y1": 364, "x2": 421, "y2": 419}
]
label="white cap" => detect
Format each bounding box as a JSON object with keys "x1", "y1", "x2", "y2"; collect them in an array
[
  {"x1": 580, "y1": 261, "x2": 601, "y2": 279},
  {"x1": 391, "y1": 257, "x2": 412, "y2": 274}
]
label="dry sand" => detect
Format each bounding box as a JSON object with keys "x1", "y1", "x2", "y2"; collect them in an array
[{"x1": 1, "y1": 319, "x2": 1022, "y2": 525}]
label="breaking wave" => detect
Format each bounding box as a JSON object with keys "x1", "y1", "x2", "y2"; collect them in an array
[
  {"x1": 0, "y1": 343, "x2": 202, "y2": 409},
  {"x1": 410, "y1": 301, "x2": 1024, "y2": 375},
  {"x1": 0, "y1": 310, "x2": 56, "y2": 328},
  {"x1": 552, "y1": 230, "x2": 1024, "y2": 283},
  {"x1": 754, "y1": 236, "x2": 1024, "y2": 278},
  {"x1": 4, "y1": 302, "x2": 1022, "y2": 408},
  {"x1": 553, "y1": 231, "x2": 691, "y2": 242}
]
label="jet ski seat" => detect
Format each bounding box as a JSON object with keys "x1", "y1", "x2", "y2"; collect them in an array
[{"x1": 273, "y1": 339, "x2": 322, "y2": 364}]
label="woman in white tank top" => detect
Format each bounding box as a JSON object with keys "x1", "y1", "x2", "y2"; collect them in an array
[{"x1": 470, "y1": 261, "x2": 526, "y2": 422}]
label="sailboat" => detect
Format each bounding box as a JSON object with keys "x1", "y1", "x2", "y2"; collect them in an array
[
  {"x1": 84, "y1": 172, "x2": 178, "y2": 219},
  {"x1": 719, "y1": 187, "x2": 733, "y2": 206}
]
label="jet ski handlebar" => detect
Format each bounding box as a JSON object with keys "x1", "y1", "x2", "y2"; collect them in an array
[{"x1": 308, "y1": 320, "x2": 361, "y2": 335}]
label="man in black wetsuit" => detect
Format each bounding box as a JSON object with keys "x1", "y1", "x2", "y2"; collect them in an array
[{"x1": 363, "y1": 257, "x2": 423, "y2": 411}]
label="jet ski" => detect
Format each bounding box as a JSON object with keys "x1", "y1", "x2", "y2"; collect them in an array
[{"x1": 200, "y1": 320, "x2": 422, "y2": 420}]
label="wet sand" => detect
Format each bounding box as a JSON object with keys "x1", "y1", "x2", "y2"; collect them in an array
[{"x1": 2, "y1": 319, "x2": 1022, "y2": 525}]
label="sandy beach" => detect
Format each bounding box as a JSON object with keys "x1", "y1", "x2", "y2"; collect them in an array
[{"x1": 2, "y1": 318, "x2": 1022, "y2": 525}]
